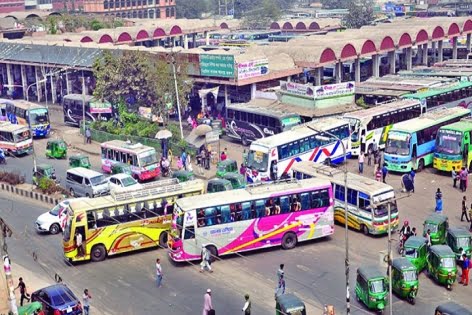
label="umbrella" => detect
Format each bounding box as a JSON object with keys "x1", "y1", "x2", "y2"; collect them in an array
[
  {"x1": 155, "y1": 129, "x2": 172, "y2": 140},
  {"x1": 194, "y1": 124, "x2": 212, "y2": 136}
]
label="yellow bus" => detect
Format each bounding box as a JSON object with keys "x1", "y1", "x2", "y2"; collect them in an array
[{"x1": 62, "y1": 178, "x2": 205, "y2": 262}]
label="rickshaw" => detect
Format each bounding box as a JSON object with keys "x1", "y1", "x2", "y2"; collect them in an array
[
  {"x1": 111, "y1": 162, "x2": 132, "y2": 176},
  {"x1": 435, "y1": 302, "x2": 472, "y2": 315},
  {"x1": 18, "y1": 301, "x2": 43, "y2": 315},
  {"x1": 402, "y1": 236, "x2": 428, "y2": 272},
  {"x1": 446, "y1": 227, "x2": 472, "y2": 259},
  {"x1": 216, "y1": 159, "x2": 238, "y2": 178},
  {"x1": 45, "y1": 139, "x2": 67, "y2": 159},
  {"x1": 391, "y1": 258, "x2": 419, "y2": 304},
  {"x1": 275, "y1": 293, "x2": 306, "y2": 315},
  {"x1": 172, "y1": 170, "x2": 195, "y2": 182},
  {"x1": 207, "y1": 178, "x2": 233, "y2": 193},
  {"x1": 423, "y1": 213, "x2": 448, "y2": 245},
  {"x1": 355, "y1": 265, "x2": 388, "y2": 313},
  {"x1": 426, "y1": 245, "x2": 457, "y2": 290},
  {"x1": 223, "y1": 172, "x2": 246, "y2": 189},
  {"x1": 32, "y1": 164, "x2": 58, "y2": 186},
  {"x1": 69, "y1": 154, "x2": 91, "y2": 169}
]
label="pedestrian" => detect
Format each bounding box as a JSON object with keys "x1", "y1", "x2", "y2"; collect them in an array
[
  {"x1": 83, "y1": 289, "x2": 92, "y2": 315},
  {"x1": 14, "y1": 277, "x2": 30, "y2": 306},
  {"x1": 460, "y1": 167, "x2": 469, "y2": 192},
  {"x1": 75, "y1": 230, "x2": 84, "y2": 257},
  {"x1": 220, "y1": 149, "x2": 227, "y2": 161},
  {"x1": 435, "y1": 188, "x2": 443, "y2": 213},
  {"x1": 85, "y1": 127, "x2": 92, "y2": 144},
  {"x1": 459, "y1": 254, "x2": 470, "y2": 286},
  {"x1": 200, "y1": 246, "x2": 213, "y2": 273},
  {"x1": 469, "y1": 206, "x2": 472, "y2": 231},
  {"x1": 367, "y1": 148, "x2": 372, "y2": 166},
  {"x1": 271, "y1": 161, "x2": 278, "y2": 181},
  {"x1": 205, "y1": 147, "x2": 211, "y2": 170},
  {"x1": 375, "y1": 168, "x2": 382, "y2": 182},
  {"x1": 461, "y1": 196, "x2": 470, "y2": 222},
  {"x1": 452, "y1": 166, "x2": 458, "y2": 188},
  {"x1": 426, "y1": 229, "x2": 432, "y2": 248},
  {"x1": 202, "y1": 289, "x2": 213, "y2": 315},
  {"x1": 372, "y1": 139, "x2": 378, "y2": 158},
  {"x1": 181, "y1": 150, "x2": 188, "y2": 171},
  {"x1": 239, "y1": 163, "x2": 246, "y2": 176},
  {"x1": 409, "y1": 168, "x2": 416, "y2": 189},
  {"x1": 275, "y1": 273, "x2": 286, "y2": 299},
  {"x1": 242, "y1": 294, "x2": 251, "y2": 315},
  {"x1": 381, "y1": 163, "x2": 388, "y2": 183},
  {"x1": 277, "y1": 264, "x2": 284, "y2": 282},
  {"x1": 358, "y1": 153, "x2": 364, "y2": 174},
  {"x1": 155, "y1": 258, "x2": 163, "y2": 288}
]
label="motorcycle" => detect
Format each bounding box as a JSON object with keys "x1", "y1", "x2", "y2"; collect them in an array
[{"x1": 398, "y1": 233, "x2": 408, "y2": 255}]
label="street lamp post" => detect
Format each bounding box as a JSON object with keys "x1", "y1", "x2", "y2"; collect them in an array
[
  {"x1": 81, "y1": 71, "x2": 86, "y2": 144},
  {"x1": 169, "y1": 48, "x2": 184, "y2": 140},
  {"x1": 309, "y1": 126, "x2": 350, "y2": 315}
]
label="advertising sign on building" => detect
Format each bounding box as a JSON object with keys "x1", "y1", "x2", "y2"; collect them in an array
[
  {"x1": 200, "y1": 54, "x2": 235, "y2": 78},
  {"x1": 90, "y1": 100, "x2": 112, "y2": 114},
  {"x1": 280, "y1": 81, "x2": 315, "y2": 98},
  {"x1": 237, "y1": 59, "x2": 269, "y2": 80},
  {"x1": 313, "y1": 82, "x2": 355, "y2": 99}
]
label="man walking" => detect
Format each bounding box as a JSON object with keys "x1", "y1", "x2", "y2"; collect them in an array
[
  {"x1": 381, "y1": 163, "x2": 388, "y2": 183},
  {"x1": 156, "y1": 258, "x2": 163, "y2": 288},
  {"x1": 14, "y1": 277, "x2": 30, "y2": 306},
  {"x1": 200, "y1": 246, "x2": 213, "y2": 273},
  {"x1": 275, "y1": 273, "x2": 286, "y2": 299},
  {"x1": 181, "y1": 150, "x2": 188, "y2": 171},
  {"x1": 461, "y1": 196, "x2": 470, "y2": 222},
  {"x1": 83, "y1": 289, "x2": 92, "y2": 315},
  {"x1": 277, "y1": 264, "x2": 284, "y2": 282},
  {"x1": 358, "y1": 153, "x2": 364, "y2": 174},
  {"x1": 75, "y1": 230, "x2": 84, "y2": 257},
  {"x1": 202, "y1": 289, "x2": 213, "y2": 315},
  {"x1": 435, "y1": 188, "x2": 443, "y2": 213},
  {"x1": 460, "y1": 167, "x2": 468, "y2": 192},
  {"x1": 452, "y1": 166, "x2": 458, "y2": 188},
  {"x1": 372, "y1": 139, "x2": 378, "y2": 157},
  {"x1": 85, "y1": 127, "x2": 92, "y2": 144},
  {"x1": 242, "y1": 294, "x2": 251, "y2": 315},
  {"x1": 367, "y1": 148, "x2": 372, "y2": 166},
  {"x1": 459, "y1": 254, "x2": 470, "y2": 286}
]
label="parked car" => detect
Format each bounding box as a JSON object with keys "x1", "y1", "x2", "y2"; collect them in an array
[
  {"x1": 107, "y1": 173, "x2": 142, "y2": 192},
  {"x1": 35, "y1": 199, "x2": 86, "y2": 235},
  {"x1": 31, "y1": 284, "x2": 82, "y2": 315}
]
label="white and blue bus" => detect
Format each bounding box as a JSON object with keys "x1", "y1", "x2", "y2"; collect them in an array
[{"x1": 0, "y1": 99, "x2": 50, "y2": 137}]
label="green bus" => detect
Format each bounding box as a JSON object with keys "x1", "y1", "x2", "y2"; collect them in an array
[
  {"x1": 383, "y1": 107, "x2": 471, "y2": 172},
  {"x1": 433, "y1": 118, "x2": 472, "y2": 172}
]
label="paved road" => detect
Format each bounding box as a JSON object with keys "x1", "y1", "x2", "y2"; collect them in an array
[{"x1": 1, "y1": 158, "x2": 471, "y2": 314}]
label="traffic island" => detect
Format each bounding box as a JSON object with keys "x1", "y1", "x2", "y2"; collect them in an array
[{"x1": 0, "y1": 182, "x2": 63, "y2": 205}]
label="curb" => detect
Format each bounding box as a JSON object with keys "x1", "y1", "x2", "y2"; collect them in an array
[
  {"x1": 71, "y1": 144, "x2": 101, "y2": 156},
  {"x1": 0, "y1": 182, "x2": 62, "y2": 205}
]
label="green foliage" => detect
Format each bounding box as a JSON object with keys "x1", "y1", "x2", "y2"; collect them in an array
[
  {"x1": 356, "y1": 96, "x2": 368, "y2": 108},
  {"x1": 38, "y1": 177, "x2": 70, "y2": 196},
  {"x1": 176, "y1": 0, "x2": 208, "y2": 18},
  {"x1": 320, "y1": 0, "x2": 346, "y2": 9},
  {"x1": 0, "y1": 171, "x2": 25, "y2": 185},
  {"x1": 343, "y1": 0, "x2": 375, "y2": 29},
  {"x1": 47, "y1": 16, "x2": 58, "y2": 34},
  {"x1": 241, "y1": 0, "x2": 283, "y2": 29},
  {"x1": 90, "y1": 19, "x2": 104, "y2": 31}
]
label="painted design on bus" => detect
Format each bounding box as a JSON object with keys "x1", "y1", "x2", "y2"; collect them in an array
[{"x1": 333, "y1": 204, "x2": 399, "y2": 235}]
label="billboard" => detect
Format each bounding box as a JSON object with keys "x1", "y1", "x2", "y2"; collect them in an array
[
  {"x1": 280, "y1": 81, "x2": 315, "y2": 98},
  {"x1": 313, "y1": 82, "x2": 355, "y2": 100},
  {"x1": 200, "y1": 54, "x2": 235, "y2": 78},
  {"x1": 90, "y1": 100, "x2": 112, "y2": 114},
  {"x1": 237, "y1": 59, "x2": 269, "y2": 80}
]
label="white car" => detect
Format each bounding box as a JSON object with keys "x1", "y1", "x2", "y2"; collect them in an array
[
  {"x1": 107, "y1": 173, "x2": 142, "y2": 192},
  {"x1": 35, "y1": 199, "x2": 85, "y2": 234}
]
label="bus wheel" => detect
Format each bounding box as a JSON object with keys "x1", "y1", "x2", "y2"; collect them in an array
[
  {"x1": 207, "y1": 245, "x2": 218, "y2": 263},
  {"x1": 159, "y1": 231, "x2": 168, "y2": 249},
  {"x1": 91, "y1": 244, "x2": 107, "y2": 262},
  {"x1": 241, "y1": 136, "x2": 249, "y2": 146},
  {"x1": 281, "y1": 232, "x2": 297, "y2": 250},
  {"x1": 361, "y1": 224, "x2": 369, "y2": 236},
  {"x1": 417, "y1": 159, "x2": 424, "y2": 172}
]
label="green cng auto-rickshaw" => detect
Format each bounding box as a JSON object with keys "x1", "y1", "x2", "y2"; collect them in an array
[
  {"x1": 391, "y1": 258, "x2": 419, "y2": 304},
  {"x1": 427, "y1": 245, "x2": 457, "y2": 290},
  {"x1": 355, "y1": 266, "x2": 388, "y2": 313},
  {"x1": 435, "y1": 302, "x2": 472, "y2": 315},
  {"x1": 18, "y1": 301, "x2": 43, "y2": 315},
  {"x1": 402, "y1": 236, "x2": 428, "y2": 272},
  {"x1": 216, "y1": 159, "x2": 238, "y2": 178},
  {"x1": 275, "y1": 293, "x2": 306, "y2": 315},
  {"x1": 32, "y1": 164, "x2": 58, "y2": 186},
  {"x1": 423, "y1": 213, "x2": 448, "y2": 245},
  {"x1": 222, "y1": 172, "x2": 246, "y2": 189},
  {"x1": 446, "y1": 227, "x2": 472, "y2": 259},
  {"x1": 111, "y1": 162, "x2": 132, "y2": 176},
  {"x1": 172, "y1": 170, "x2": 195, "y2": 183},
  {"x1": 69, "y1": 154, "x2": 91, "y2": 169},
  {"x1": 45, "y1": 139, "x2": 67, "y2": 159},
  {"x1": 207, "y1": 178, "x2": 233, "y2": 193}
]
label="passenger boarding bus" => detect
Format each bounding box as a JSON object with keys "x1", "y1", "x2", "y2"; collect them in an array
[
  {"x1": 246, "y1": 117, "x2": 350, "y2": 183},
  {"x1": 63, "y1": 94, "x2": 113, "y2": 127},
  {"x1": 343, "y1": 99, "x2": 422, "y2": 156},
  {"x1": 433, "y1": 117, "x2": 472, "y2": 172},
  {"x1": 1, "y1": 99, "x2": 50, "y2": 137},
  {"x1": 402, "y1": 81, "x2": 472, "y2": 111},
  {"x1": 168, "y1": 177, "x2": 334, "y2": 262},
  {"x1": 0, "y1": 121, "x2": 32, "y2": 155},
  {"x1": 291, "y1": 161, "x2": 399, "y2": 235},
  {"x1": 225, "y1": 103, "x2": 301, "y2": 145},
  {"x1": 62, "y1": 178, "x2": 205, "y2": 262},
  {"x1": 101, "y1": 140, "x2": 160, "y2": 181},
  {"x1": 384, "y1": 107, "x2": 471, "y2": 173}
]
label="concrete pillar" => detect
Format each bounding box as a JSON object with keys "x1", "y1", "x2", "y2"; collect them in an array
[
  {"x1": 65, "y1": 71, "x2": 71, "y2": 94},
  {"x1": 20, "y1": 65, "x2": 27, "y2": 99},
  {"x1": 452, "y1": 37, "x2": 458, "y2": 59},
  {"x1": 315, "y1": 67, "x2": 322, "y2": 86},
  {"x1": 422, "y1": 43, "x2": 428, "y2": 65},
  {"x1": 335, "y1": 62, "x2": 342, "y2": 83},
  {"x1": 373, "y1": 54, "x2": 380, "y2": 78},
  {"x1": 192, "y1": 33, "x2": 197, "y2": 48},
  {"x1": 172, "y1": 37, "x2": 177, "y2": 47},
  {"x1": 467, "y1": 34, "x2": 471, "y2": 53},
  {"x1": 224, "y1": 84, "x2": 229, "y2": 107},
  {"x1": 179, "y1": 35, "x2": 184, "y2": 48},
  {"x1": 250, "y1": 83, "x2": 256, "y2": 100},
  {"x1": 406, "y1": 47, "x2": 413, "y2": 70},
  {"x1": 6, "y1": 64, "x2": 13, "y2": 92},
  {"x1": 431, "y1": 41, "x2": 436, "y2": 63},
  {"x1": 438, "y1": 40, "x2": 444, "y2": 62},
  {"x1": 388, "y1": 51, "x2": 396, "y2": 74},
  {"x1": 51, "y1": 75, "x2": 56, "y2": 104},
  {"x1": 354, "y1": 58, "x2": 361, "y2": 83},
  {"x1": 35, "y1": 66, "x2": 41, "y2": 102},
  {"x1": 183, "y1": 34, "x2": 188, "y2": 49},
  {"x1": 205, "y1": 32, "x2": 210, "y2": 45}
]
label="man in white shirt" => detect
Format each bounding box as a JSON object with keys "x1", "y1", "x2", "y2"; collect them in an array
[
  {"x1": 83, "y1": 289, "x2": 91, "y2": 315},
  {"x1": 75, "y1": 231, "x2": 83, "y2": 257},
  {"x1": 242, "y1": 294, "x2": 251, "y2": 314},
  {"x1": 156, "y1": 258, "x2": 163, "y2": 288}
]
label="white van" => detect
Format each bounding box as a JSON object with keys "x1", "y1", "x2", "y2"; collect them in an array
[{"x1": 65, "y1": 167, "x2": 109, "y2": 198}]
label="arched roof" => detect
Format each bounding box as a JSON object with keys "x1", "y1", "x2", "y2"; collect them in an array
[
  {"x1": 415, "y1": 29, "x2": 429, "y2": 44},
  {"x1": 270, "y1": 22, "x2": 280, "y2": 30},
  {"x1": 136, "y1": 30, "x2": 149, "y2": 41},
  {"x1": 282, "y1": 22, "x2": 293, "y2": 30},
  {"x1": 170, "y1": 25, "x2": 182, "y2": 35},
  {"x1": 295, "y1": 22, "x2": 306, "y2": 30},
  {"x1": 320, "y1": 48, "x2": 336, "y2": 64},
  {"x1": 432, "y1": 26, "x2": 445, "y2": 40},
  {"x1": 361, "y1": 40, "x2": 376, "y2": 56},
  {"x1": 153, "y1": 28, "x2": 166, "y2": 38},
  {"x1": 220, "y1": 22, "x2": 229, "y2": 29},
  {"x1": 340, "y1": 44, "x2": 357, "y2": 61},
  {"x1": 117, "y1": 32, "x2": 132, "y2": 43},
  {"x1": 80, "y1": 36, "x2": 93, "y2": 43},
  {"x1": 448, "y1": 23, "x2": 460, "y2": 36},
  {"x1": 398, "y1": 33, "x2": 412, "y2": 48},
  {"x1": 379, "y1": 36, "x2": 395, "y2": 51},
  {"x1": 98, "y1": 34, "x2": 113, "y2": 44}
]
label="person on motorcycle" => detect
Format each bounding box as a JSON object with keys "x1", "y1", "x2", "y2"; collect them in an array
[{"x1": 399, "y1": 220, "x2": 412, "y2": 239}]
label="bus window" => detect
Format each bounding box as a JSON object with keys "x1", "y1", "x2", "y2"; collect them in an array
[
  {"x1": 87, "y1": 211, "x2": 97, "y2": 230},
  {"x1": 335, "y1": 185, "x2": 346, "y2": 201},
  {"x1": 227, "y1": 109, "x2": 234, "y2": 120},
  {"x1": 235, "y1": 110, "x2": 241, "y2": 120},
  {"x1": 347, "y1": 189, "x2": 358, "y2": 206},
  {"x1": 359, "y1": 194, "x2": 370, "y2": 210},
  {"x1": 289, "y1": 141, "x2": 300, "y2": 156},
  {"x1": 300, "y1": 193, "x2": 311, "y2": 210},
  {"x1": 280, "y1": 196, "x2": 290, "y2": 213},
  {"x1": 241, "y1": 202, "x2": 251, "y2": 220},
  {"x1": 184, "y1": 225, "x2": 195, "y2": 239},
  {"x1": 204, "y1": 207, "x2": 217, "y2": 226},
  {"x1": 278, "y1": 144, "x2": 289, "y2": 160},
  {"x1": 261, "y1": 115, "x2": 268, "y2": 126},
  {"x1": 220, "y1": 205, "x2": 231, "y2": 224},
  {"x1": 247, "y1": 113, "x2": 254, "y2": 123},
  {"x1": 255, "y1": 200, "x2": 266, "y2": 218},
  {"x1": 254, "y1": 114, "x2": 261, "y2": 125}
]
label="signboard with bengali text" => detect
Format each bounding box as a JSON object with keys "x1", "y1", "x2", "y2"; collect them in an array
[
  {"x1": 280, "y1": 81, "x2": 315, "y2": 98},
  {"x1": 313, "y1": 81, "x2": 355, "y2": 100},
  {"x1": 199, "y1": 54, "x2": 235, "y2": 78},
  {"x1": 90, "y1": 101, "x2": 112, "y2": 114},
  {"x1": 237, "y1": 59, "x2": 269, "y2": 80}
]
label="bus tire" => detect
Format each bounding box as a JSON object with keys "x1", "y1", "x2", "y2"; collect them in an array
[
  {"x1": 361, "y1": 224, "x2": 369, "y2": 236},
  {"x1": 207, "y1": 245, "x2": 218, "y2": 262},
  {"x1": 91, "y1": 244, "x2": 107, "y2": 262},
  {"x1": 159, "y1": 231, "x2": 168, "y2": 249},
  {"x1": 417, "y1": 159, "x2": 424, "y2": 172},
  {"x1": 241, "y1": 136, "x2": 249, "y2": 146},
  {"x1": 281, "y1": 232, "x2": 297, "y2": 250}
]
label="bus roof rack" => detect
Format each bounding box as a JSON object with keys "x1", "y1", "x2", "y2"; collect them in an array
[
  {"x1": 111, "y1": 178, "x2": 181, "y2": 201},
  {"x1": 306, "y1": 163, "x2": 344, "y2": 178},
  {"x1": 246, "y1": 177, "x2": 299, "y2": 194},
  {"x1": 460, "y1": 116, "x2": 472, "y2": 123}
]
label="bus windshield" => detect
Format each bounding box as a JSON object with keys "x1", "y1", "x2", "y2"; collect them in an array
[
  {"x1": 436, "y1": 130, "x2": 462, "y2": 155},
  {"x1": 385, "y1": 137, "x2": 410, "y2": 156},
  {"x1": 369, "y1": 279, "x2": 385, "y2": 293},
  {"x1": 29, "y1": 108, "x2": 49, "y2": 125},
  {"x1": 373, "y1": 201, "x2": 398, "y2": 218},
  {"x1": 281, "y1": 116, "x2": 301, "y2": 131},
  {"x1": 344, "y1": 118, "x2": 360, "y2": 141},
  {"x1": 13, "y1": 130, "x2": 30, "y2": 143},
  {"x1": 90, "y1": 175, "x2": 107, "y2": 186},
  {"x1": 402, "y1": 270, "x2": 417, "y2": 281},
  {"x1": 138, "y1": 149, "x2": 158, "y2": 167},
  {"x1": 247, "y1": 150, "x2": 269, "y2": 172},
  {"x1": 63, "y1": 215, "x2": 73, "y2": 241}
]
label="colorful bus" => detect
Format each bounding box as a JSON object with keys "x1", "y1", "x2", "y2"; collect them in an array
[
  {"x1": 343, "y1": 99, "x2": 422, "y2": 156},
  {"x1": 433, "y1": 118, "x2": 472, "y2": 172},
  {"x1": 168, "y1": 177, "x2": 334, "y2": 262},
  {"x1": 384, "y1": 107, "x2": 471, "y2": 173},
  {"x1": 246, "y1": 117, "x2": 350, "y2": 183},
  {"x1": 1, "y1": 99, "x2": 50, "y2": 137},
  {"x1": 291, "y1": 162, "x2": 399, "y2": 235},
  {"x1": 62, "y1": 178, "x2": 205, "y2": 262},
  {"x1": 0, "y1": 121, "x2": 32, "y2": 155},
  {"x1": 63, "y1": 94, "x2": 113, "y2": 127},
  {"x1": 225, "y1": 103, "x2": 301, "y2": 146},
  {"x1": 100, "y1": 140, "x2": 160, "y2": 181}
]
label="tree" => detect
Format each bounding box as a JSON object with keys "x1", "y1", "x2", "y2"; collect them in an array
[
  {"x1": 241, "y1": 0, "x2": 282, "y2": 29},
  {"x1": 320, "y1": 0, "x2": 346, "y2": 9},
  {"x1": 343, "y1": 0, "x2": 375, "y2": 29},
  {"x1": 176, "y1": 0, "x2": 208, "y2": 18}
]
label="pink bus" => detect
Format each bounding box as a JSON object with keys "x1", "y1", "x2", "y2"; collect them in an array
[
  {"x1": 168, "y1": 177, "x2": 334, "y2": 262},
  {"x1": 100, "y1": 140, "x2": 160, "y2": 181}
]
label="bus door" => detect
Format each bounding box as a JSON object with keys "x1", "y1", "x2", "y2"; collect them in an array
[
  {"x1": 464, "y1": 131, "x2": 470, "y2": 168},
  {"x1": 411, "y1": 134, "x2": 417, "y2": 167},
  {"x1": 360, "y1": 128, "x2": 366, "y2": 154}
]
